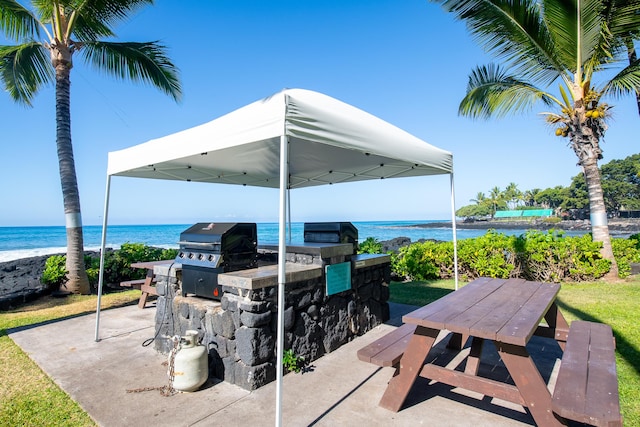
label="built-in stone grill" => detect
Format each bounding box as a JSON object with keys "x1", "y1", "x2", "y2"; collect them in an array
[{"x1": 155, "y1": 221, "x2": 391, "y2": 391}]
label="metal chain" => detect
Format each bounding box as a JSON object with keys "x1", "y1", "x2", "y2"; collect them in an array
[
  {"x1": 126, "y1": 335, "x2": 180, "y2": 396},
  {"x1": 161, "y1": 335, "x2": 180, "y2": 396}
]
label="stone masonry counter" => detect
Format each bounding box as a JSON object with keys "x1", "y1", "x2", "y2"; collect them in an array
[{"x1": 153, "y1": 245, "x2": 391, "y2": 391}]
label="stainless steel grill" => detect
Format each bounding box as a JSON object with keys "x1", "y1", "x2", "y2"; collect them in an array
[
  {"x1": 303, "y1": 222, "x2": 358, "y2": 254},
  {"x1": 176, "y1": 222, "x2": 257, "y2": 299}
]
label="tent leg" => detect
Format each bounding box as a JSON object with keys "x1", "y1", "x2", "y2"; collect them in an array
[
  {"x1": 450, "y1": 172, "x2": 459, "y2": 290},
  {"x1": 275, "y1": 135, "x2": 289, "y2": 427},
  {"x1": 94, "y1": 175, "x2": 111, "y2": 342}
]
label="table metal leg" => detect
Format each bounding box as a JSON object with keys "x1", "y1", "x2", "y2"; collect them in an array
[
  {"x1": 379, "y1": 326, "x2": 439, "y2": 412},
  {"x1": 497, "y1": 342, "x2": 563, "y2": 426}
]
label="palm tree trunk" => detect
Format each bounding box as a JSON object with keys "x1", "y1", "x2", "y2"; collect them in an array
[
  {"x1": 627, "y1": 38, "x2": 640, "y2": 116},
  {"x1": 56, "y1": 64, "x2": 90, "y2": 294},
  {"x1": 581, "y1": 157, "x2": 619, "y2": 278}
]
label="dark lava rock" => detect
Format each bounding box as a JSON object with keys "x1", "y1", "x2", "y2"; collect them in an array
[{"x1": 0, "y1": 255, "x2": 52, "y2": 310}]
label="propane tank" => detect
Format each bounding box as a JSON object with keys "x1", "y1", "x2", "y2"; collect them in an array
[{"x1": 171, "y1": 330, "x2": 208, "y2": 392}]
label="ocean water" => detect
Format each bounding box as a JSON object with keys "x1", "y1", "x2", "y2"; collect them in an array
[{"x1": 0, "y1": 220, "x2": 534, "y2": 262}]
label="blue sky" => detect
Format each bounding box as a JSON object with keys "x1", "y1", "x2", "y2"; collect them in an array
[{"x1": 1, "y1": 0, "x2": 639, "y2": 226}]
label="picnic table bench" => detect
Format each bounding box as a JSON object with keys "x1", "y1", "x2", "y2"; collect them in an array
[
  {"x1": 357, "y1": 277, "x2": 621, "y2": 426},
  {"x1": 357, "y1": 323, "x2": 417, "y2": 367},
  {"x1": 552, "y1": 320, "x2": 622, "y2": 427},
  {"x1": 119, "y1": 260, "x2": 173, "y2": 308}
]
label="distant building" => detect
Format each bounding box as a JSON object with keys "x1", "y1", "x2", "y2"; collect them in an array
[
  {"x1": 493, "y1": 209, "x2": 553, "y2": 219},
  {"x1": 619, "y1": 210, "x2": 640, "y2": 219}
]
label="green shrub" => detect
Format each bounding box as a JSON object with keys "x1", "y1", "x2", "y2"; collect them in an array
[
  {"x1": 358, "y1": 237, "x2": 383, "y2": 254},
  {"x1": 282, "y1": 349, "x2": 305, "y2": 373},
  {"x1": 542, "y1": 216, "x2": 562, "y2": 224},
  {"x1": 612, "y1": 237, "x2": 640, "y2": 278},
  {"x1": 41, "y1": 255, "x2": 67, "y2": 289},
  {"x1": 45, "y1": 244, "x2": 180, "y2": 288},
  {"x1": 456, "y1": 230, "x2": 516, "y2": 279},
  {"x1": 393, "y1": 240, "x2": 454, "y2": 281},
  {"x1": 84, "y1": 254, "x2": 101, "y2": 286},
  {"x1": 96, "y1": 243, "x2": 178, "y2": 286},
  {"x1": 514, "y1": 231, "x2": 610, "y2": 282},
  {"x1": 390, "y1": 229, "x2": 626, "y2": 283}
]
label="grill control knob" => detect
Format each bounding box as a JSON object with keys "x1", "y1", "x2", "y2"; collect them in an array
[
  {"x1": 198, "y1": 253, "x2": 204, "y2": 260},
  {"x1": 208, "y1": 254, "x2": 214, "y2": 262},
  {"x1": 188, "y1": 253, "x2": 194, "y2": 259}
]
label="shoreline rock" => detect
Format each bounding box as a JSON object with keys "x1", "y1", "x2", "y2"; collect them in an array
[{"x1": 0, "y1": 254, "x2": 52, "y2": 310}]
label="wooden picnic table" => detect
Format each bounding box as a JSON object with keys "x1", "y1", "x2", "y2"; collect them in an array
[
  {"x1": 377, "y1": 277, "x2": 570, "y2": 426},
  {"x1": 124, "y1": 260, "x2": 175, "y2": 308}
]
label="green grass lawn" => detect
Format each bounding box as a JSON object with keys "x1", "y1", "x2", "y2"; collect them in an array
[
  {"x1": 0, "y1": 291, "x2": 140, "y2": 427},
  {"x1": 1, "y1": 278, "x2": 639, "y2": 426},
  {"x1": 389, "y1": 276, "x2": 640, "y2": 426}
]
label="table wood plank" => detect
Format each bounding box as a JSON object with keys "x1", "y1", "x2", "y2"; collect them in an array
[
  {"x1": 357, "y1": 323, "x2": 416, "y2": 366},
  {"x1": 404, "y1": 277, "x2": 503, "y2": 330},
  {"x1": 130, "y1": 259, "x2": 174, "y2": 269},
  {"x1": 400, "y1": 278, "x2": 490, "y2": 325},
  {"x1": 463, "y1": 278, "x2": 536, "y2": 341},
  {"x1": 498, "y1": 282, "x2": 559, "y2": 346},
  {"x1": 553, "y1": 321, "x2": 590, "y2": 418},
  {"x1": 584, "y1": 322, "x2": 621, "y2": 425}
]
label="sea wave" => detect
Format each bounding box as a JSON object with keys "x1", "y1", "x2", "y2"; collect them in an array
[{"x1": 0, "y1": 247, "x2": 73, "y2": 263}]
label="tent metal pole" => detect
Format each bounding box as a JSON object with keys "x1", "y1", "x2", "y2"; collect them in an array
[
  {"x1": 275, "y1": 134, "x2": 288, "y2": 427},
  {"x1": 94, "y1": 175, "x2": 112, "y2": 342},
  {"x1": 287, "y1": 188, "x2": 292, "y2": 243},
  {"x1": 450, "y1": 172, "x2": 459, "y2": 290}
]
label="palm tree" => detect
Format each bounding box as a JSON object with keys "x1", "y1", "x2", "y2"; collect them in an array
[
  {"x1": 0, "y1": 0, "x2": 181, "y2": 293},
  {"x1": 504, "y1": 182, "x2": 522, "y2": 210},
  {"x1": 471, "y1": 191, "x2": 487, "y2": 205},
  {"x1": 488, "y1": 186, "x2": 502, "y2": 217},
  {"x1": 430, "y1": 0, "x2": 640, "y2": 277},
  {"x1": 524, "y1": 188, "x2": 540, "y2": 207}
]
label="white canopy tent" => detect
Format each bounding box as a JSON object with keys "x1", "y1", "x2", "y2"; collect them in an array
[{"x1": 95, "y1": 88, "x2": 457, "y2": 426}]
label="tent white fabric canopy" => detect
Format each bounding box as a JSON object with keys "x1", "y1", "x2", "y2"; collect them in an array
[
  {"x1": 107, "y1": 88, "x2": 453, "y2": 186},
  {"x1": 96, "y1": 88, "x2": 457, "y2": 426}
]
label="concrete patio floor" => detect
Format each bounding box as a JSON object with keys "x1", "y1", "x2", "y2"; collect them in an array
[{"x1": 8, "y1": 301, "x2": 563, "y2": 426}]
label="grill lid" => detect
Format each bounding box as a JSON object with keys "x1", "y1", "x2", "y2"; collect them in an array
[
  {"x1": 303, "y1": 222, "x2": 358, "y2": 253},
  {"x1": 178, "y1": 222, "x2": 257, "y2": 250},
  {"x1": 176, "y1": 222, "x2": 258, "y2": 270}
]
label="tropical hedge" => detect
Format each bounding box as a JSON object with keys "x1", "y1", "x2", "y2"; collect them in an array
[
  {"x1": 368, "y1": 230, "x2": 640, "y2": 282},
  {"x1": 42, "y1": 243, "x2": 178, "y2": 292}
]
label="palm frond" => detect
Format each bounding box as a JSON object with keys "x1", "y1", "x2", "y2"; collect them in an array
[
  {"x1": 459, "y1": 63, "x2": 554, "y2": 118},
  {"x1": 601, "y1": 59, "x2": 640, "y2": 97},
  {"x1": 67, "y1": 0, "x2": 153, "y2": 40},
  {"x1": 544, "y1": 0, "x2": 609, "y2": 79},
  {"x1": 605, "y1": 0, "x2": 640, "y2": 38},
  {"x1": 432, "y1": 0, "x2": 566, "y2": 84},
  {"x1": 0, "y1": 0, "x2": 41, "y2": 40},
  {"x1": 0, "y1": 42, "x2": 53, "y2": 106},
  {"x1": 78, "y1": 40, "x2": 181, "y2": 101}
]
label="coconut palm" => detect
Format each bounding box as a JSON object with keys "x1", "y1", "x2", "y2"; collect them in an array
[
  {"x1": 488, "y1": 186, "x2": 503, "y2": 217},
  {"x1": 471, "y1": 191, "x2": 487, "y2": 204},
  {"x1": 504, "y1": 182, "x2": 522, "y2": 209},
  {"x1": 430, "y1": 0, "x2": 640, "y2": 276},
  {"x1": 0, "y1": 0, "x2": 181, "y2": 293},
  {"x1": 523, "y1": 188, "x2": 540, "y2": 207}
]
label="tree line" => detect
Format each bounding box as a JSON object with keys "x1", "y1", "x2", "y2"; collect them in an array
[{"x1": 457, "y1": 153, "x2": 640, "y2": 219}]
